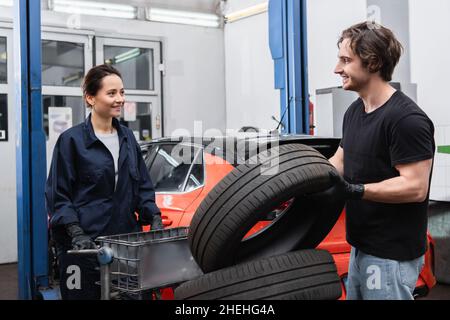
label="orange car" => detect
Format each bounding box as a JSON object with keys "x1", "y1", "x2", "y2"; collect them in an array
[{"x1": 140, "y1": 135, "x2": 436, "y2": 300}]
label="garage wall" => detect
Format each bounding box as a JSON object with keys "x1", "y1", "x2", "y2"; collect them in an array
[
  {"x1": 413, "y1": 0, "x2": 450, "y2": 276},
  {"x1": 367, "y1": 0, "x2": 411, "y2": 84},
  {"x1": 307, "y1": 0, "x2": 367, "y2": 104},
  {"x1": 40, "y1": 10, "x2": 226, "y2": 137},
  {"x1": 409, "y1": 0, "x2": 450, "y2": 201},
  {"x1": 1, "y1": 7, "x2": 227, "y2": 135},
  {"x1": 224, "y1": 0, "x2": 280, "y2": 132},
  {"x1": 0, "y1": 18, "x2": 16, "y2": 264},
  {"x1": 224, "y1": 0, "x2": 367, "y2": 133}
]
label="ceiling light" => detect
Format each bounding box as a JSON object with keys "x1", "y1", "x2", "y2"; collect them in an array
[
  {"x1": 62, "y1": 71, "x2": 84, "y2": 85},
  {"x1": 49, "y1": 0, "x2": 137, "y2": 19},
  {"x1": 146, "y1": 7, "x2": 220, "y2": 28},
  {"x1": 224, "y1": 2, "x2": 268, "y2": 24},
  {"x1": 105, "y1": 48, "x2": 142, "y2": 65}
]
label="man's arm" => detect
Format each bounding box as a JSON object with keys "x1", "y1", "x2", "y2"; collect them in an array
[
  {"x1": 329, "y1": 147, "x2": 344, "y2": 176},
  {"x1": 363, "y1": 159, "x2": 433, "y2": 204}
]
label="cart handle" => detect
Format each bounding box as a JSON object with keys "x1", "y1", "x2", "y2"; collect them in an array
[{"x1": 67, "y1": 247, "x2": 114, "y2": 265}]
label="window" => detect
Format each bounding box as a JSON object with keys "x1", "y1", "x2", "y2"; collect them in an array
[
  {"x1": 43, "y1": 96, "x2": 84, "y2": 139},
  {"x1": 185, "y1": 160, "x2": 204, "y2": 192},
  {"x1": 120, "y1": 102, "x2": 152, "y2": 141},
  {"x1": 143, "y1": 144, "x2": 158, "y2": 169},
  {"x1": 146, "y1": 144, "x2": 204, "y2": 193},
  {"x1": 0, "y1": 94, "x2": 7, "y2": 141},
  {"x1": 42, "y1": 40, "x2": 85, "y2": 87},
  {"x1": 104, "y1": 46, "x2": 154, "y2": 90},
  {"x1": 41, "y1": 34, "x2": 93, "y2": 145},
  {"x1": 0, "y1": 37, "x2": 6, "y2": 84},
  {"x1": 96, "y1": 38, "x2": 162, "y2": 140}
]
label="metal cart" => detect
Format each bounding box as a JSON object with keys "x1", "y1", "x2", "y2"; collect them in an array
[{"x1": 68, "y1": 227, "x2": 203, "y2": 300}]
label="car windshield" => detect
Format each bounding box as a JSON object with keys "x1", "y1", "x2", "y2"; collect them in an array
[{"x1": 144, "y1": 143, "x2": 204, "y2": 193}]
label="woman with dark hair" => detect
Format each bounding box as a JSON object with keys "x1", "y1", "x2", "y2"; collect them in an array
[{"x1": 45, "y1": 64, "x2": 163, "y2": 300}]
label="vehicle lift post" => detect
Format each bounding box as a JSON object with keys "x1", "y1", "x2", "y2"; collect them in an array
[
  {"x1": 268, "y1": 0, "x2": 310, "y2": 135},
  {"x1": 14, "y1": 0, "x2": 50, "y2": 299}
]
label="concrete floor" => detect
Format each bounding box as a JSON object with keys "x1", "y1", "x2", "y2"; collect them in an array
[
  {"x1": 1, "y1": 263, "x2": 450, "y2": 300},
  {"x1": 420, "y1": 283, "x2": 450, "y2": 300},
  {"x1": 0, "y1": 263, "x2": 18, "y2": 300}
]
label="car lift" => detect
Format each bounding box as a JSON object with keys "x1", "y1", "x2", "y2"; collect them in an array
[
  {"x1": 269, "y1": 0, "x2": 310, "y2": 134},
  {"x1": 14, "y1": 0, "x2": 310, "y2": 299},
  {"x1": 14, "y1": 0, "x2": 50, "y2": 299}
]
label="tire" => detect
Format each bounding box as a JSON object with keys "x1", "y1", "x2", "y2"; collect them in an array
[
  {"x1": 189, "y1": 143, "x2": 344, "y2": 273},
  {"x1": 174, "y1": 249, "x2": 342, "y2": 300}
]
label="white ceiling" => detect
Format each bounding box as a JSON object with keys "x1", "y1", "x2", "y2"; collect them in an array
[{"x1": 76, "y1": 0, "x2": 224, "y2": 14}]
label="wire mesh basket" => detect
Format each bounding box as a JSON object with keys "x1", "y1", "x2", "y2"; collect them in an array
[{"x1": 96, "y1": 227, "x2": 203, "y2": 294}]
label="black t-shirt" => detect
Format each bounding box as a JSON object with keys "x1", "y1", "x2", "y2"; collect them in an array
[{"x1": 340, "y1": 90, "x2": 435, "y2": 261}]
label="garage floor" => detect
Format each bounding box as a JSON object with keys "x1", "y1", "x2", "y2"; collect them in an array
[
  {"x1": 0, "y1": 263, "x2": 17, "y2": 300},
  {"x1": 1, "y1": 263, "x2": 450, "y2": 300}
]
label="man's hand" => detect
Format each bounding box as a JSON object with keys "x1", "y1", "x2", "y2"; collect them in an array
[
  {"x1": 151, "y1": 214, "x2": 164, "y2": 231},
  {"x1": 65, "y1": 223, "x2": 97, "y2": 250},
  {"x1": 329, "y1": 171, "x2": 365, "y2": 200}
]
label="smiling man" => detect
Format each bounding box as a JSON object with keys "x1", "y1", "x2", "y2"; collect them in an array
[{"x1": 328, "y1": 22, "x2": 435, "y2": 300}]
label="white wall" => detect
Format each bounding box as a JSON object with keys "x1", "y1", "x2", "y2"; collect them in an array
[
  {"x1": 307, "y1": 0, "x2": 367, "y2": 103},
  {"x1": 367, "y1": 0, "x2": 411, "y2": 84},
  {"x1": 409, "y1": 0, "x2": 450, "y2": 201},
  {"x1": 41, "y1": 10, "x2": 226, "y2": 136},
  {"x1": 224, "y1": 0, "x2": 368, "y2": 133},
  {"x1": 224, "y1": 0, "x2": 280, "y2": 132},
  {"x1": 224, "y1": 10, "x2": 279, "y2": 131},
  {"x1": 225, "y1": 0, "x2": 268, "y2": 13},
  {"x1": 0, "y1": 19, "x2": 16, "y2": 263},
  {"x1": 0, "y1": 7, "x2": 17, "y2": 263}
]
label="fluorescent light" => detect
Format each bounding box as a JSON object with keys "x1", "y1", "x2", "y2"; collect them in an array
[
  {"x1": 148, "y1": 8, "x2": 219, "y2": 21},
  {"x1": 115, "y1": 48, "x2": 140, "y2": 61},
  {"x1": 62, "y1": 71, "x2": 83, "y2": 85},
  {"x1": 50, "y1": 0, "x2": 137, "y2": 19},
  {"x1": 107, "y1": 48, "x2": 142, "y2": 64},
  {"x1": 148, "y1": 15, "x2": 220, "y2": 28},
  {"x1": 0, "y1": 0, "x2": 13, "y2": 7},
  {"x1": 105, "y1": 48, "x2": 142, "y2": 65},
  {"x1": 52, "y1": 0, "x2": 135, "y2": 12},
  {"x1": 225, "y1": 2, "x2": 268, "y2": 24},
  {"x1": 53, "y1": 6, "x2": 136, "y2": 19},
  {"x1": 146, "y1": 7, "x2": 220, "y2": 28}
]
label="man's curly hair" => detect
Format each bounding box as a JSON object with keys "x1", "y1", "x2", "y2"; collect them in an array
[{"x1": 338, "y1": 22, "x2": 403, "y2": 82}]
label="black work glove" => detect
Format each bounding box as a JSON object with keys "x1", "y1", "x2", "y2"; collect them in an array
[
  {"x1": 65, "y1": 223, "x2": 97, "y2": 250},
  {"x1": 329, "y1": 171, "x2": 365, "y2": 200},
  {"x1": 150, "y1": 214, "x2": 164, "y2": 231}
]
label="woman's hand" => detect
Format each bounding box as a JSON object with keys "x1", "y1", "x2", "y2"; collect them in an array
[{"x1": 65, "y1": 223, "x2": 97, "y2": 250}]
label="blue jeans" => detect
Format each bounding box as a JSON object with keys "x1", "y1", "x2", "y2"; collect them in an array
[{"x1": 346, "y1": 247, "x2": 425, "y2": 300}]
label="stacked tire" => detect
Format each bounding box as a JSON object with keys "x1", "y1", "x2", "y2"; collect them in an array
[
  {"x1": 175, "y1": 144, "x2": 344, "y2": 300},
  {"x1": 175, "y1": 249, "x2": 341, "y2": 300}
]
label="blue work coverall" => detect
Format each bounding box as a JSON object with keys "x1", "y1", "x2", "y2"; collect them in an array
[
  {"x1": 45, "y1": 115, "x2": 160, "y2": 299},
  {"x1": 46, "y1": 114, "x2": 160, "y2": 239}
]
